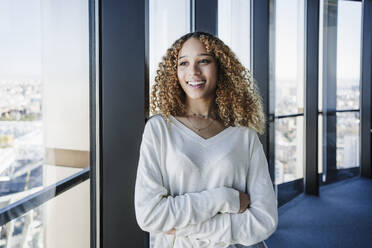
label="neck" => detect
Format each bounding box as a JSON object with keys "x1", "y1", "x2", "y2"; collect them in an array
[{"x1": 185, "y1": 97, "x2": 215, "y2": 118}]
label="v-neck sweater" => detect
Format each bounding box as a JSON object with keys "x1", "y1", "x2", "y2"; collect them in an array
[{"x1": 134, "y1": 114, "x2": 278, "y2": 248}]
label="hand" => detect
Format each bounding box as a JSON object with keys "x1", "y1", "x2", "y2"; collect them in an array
[
  {"x1": 165, "y1": 228, "x2": 176, "y2": 235},
  {"x1": 238, "y1": 191, "x2": 251, "y2": 213}
]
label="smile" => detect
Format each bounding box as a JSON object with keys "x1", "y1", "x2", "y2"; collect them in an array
[{"x1": 187, "y1": 81, "x2": 206, "y2": 88}]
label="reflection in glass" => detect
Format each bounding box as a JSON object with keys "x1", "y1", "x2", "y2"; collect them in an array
[
  {"x1": 275, "y1": 117, "x2": 304, "y2": 185},
  {"x1": 0, "y1": 179, "x2": 89, "y2": 247},
  {"x1": 0, "y1": 188, "x2": 44, "y2": 247}
]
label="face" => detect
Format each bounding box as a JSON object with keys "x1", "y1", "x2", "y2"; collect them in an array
[{"x1": 177, "y1": 38, "x2": 218, "y2": 101}]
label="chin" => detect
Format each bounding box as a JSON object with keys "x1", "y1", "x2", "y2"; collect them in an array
[{"x1": 185, "y1": 92, "x2": 213, "y2": 100}]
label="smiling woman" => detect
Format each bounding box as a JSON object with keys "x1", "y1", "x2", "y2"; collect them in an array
[
  {"x1": 177, "y1": 38, "x2": 218, "y2": 102},
  {"x1": 150, "y1": 32, "x2": 265, "y2": 133},
  {"x1": 135, "y1": 32, "x2": 277, "y2": 248}
]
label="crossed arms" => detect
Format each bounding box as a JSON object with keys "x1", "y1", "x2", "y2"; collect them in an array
[{"x1": 134, "y1": 123, "x2": 278, "y2": 246}]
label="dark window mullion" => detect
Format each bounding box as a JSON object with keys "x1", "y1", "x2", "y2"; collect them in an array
[
  {"x1": 251, "y1": 0, "x2": 274, "y2": 183},
  {"x1": 89, "y1": 0, "x2": 97, "y2": 247},
  {"x1": 304, "y1": 0, "x2": 320, "y2": 195},
  {"x1": 194, "y1": 0, "x2": 217, "y2": 35},
  {"x1": 360, "y1": 0, "x2": 372, "y2": 178}
]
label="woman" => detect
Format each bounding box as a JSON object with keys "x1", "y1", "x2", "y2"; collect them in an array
[{"x1": 135, "y1": 32, "x2": 277, "y2": 248}]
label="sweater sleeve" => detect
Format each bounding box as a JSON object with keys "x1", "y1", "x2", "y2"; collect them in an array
[
  {"x1": 175, "y1": 132, "x2": 278, "y2": 246},
  {"x1": 134, "y1": 119, "x2": 240, "y2": 234}
]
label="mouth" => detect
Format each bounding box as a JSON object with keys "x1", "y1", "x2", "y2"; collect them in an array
[{"x1": 187, "y1": 80, "x2": 206, "y2": 89}]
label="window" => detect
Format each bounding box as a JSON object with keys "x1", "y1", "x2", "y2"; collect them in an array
[
  {"x1": 218, "y1": 0, "x2": 251, "y2": 70},
  {"x1": 149, "y1": 0, "x2": 190, "y2": 104},
  {"x1": 318, "y1": 0, "x2": 362, "y2": 179},
  {"x1": 272, "y1": 0, "x2": 305, "y2": 185},
  {"x1": 0, "y1": 0, "x2": 90, "y2": 246}
]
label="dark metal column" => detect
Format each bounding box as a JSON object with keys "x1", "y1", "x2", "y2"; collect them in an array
[
  {"x1": 360, "y1": 0, "x2": 372, "y2": 178},
  {"x1": 145, "y1": 0, "x2": 150, "y2": 120},
  {"x1": 89, "y1": 0, "x2": 97, "y2": 247},
  {"x1": 191, "y1": 0, "x2": 195, "y2": 32},
  {"x1": 195, "y1": 0, "x2": 218, "y2": 35},
  {"x1": 304, "y1": 0, "x2": 320, "y2": 195},
  {"x1": 268, "y1": 0, "x2": 276, "y2": 185},
  {"x1": 100, "y1": 0, "x2": 146, "y2": 247},
  {"x1": 251, "y1": 0, "x2": 273, "y2": 180}
]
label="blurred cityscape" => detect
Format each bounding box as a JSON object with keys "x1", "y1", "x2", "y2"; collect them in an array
[
  {"x1": 275, "y1": 78, "x2": 360, "y2": 185},
  {"x1": 0, "y1": 77, "x2": 361, "y2": 188},
  {"x1": 0, "y1": 79, "x2": 43, "y2": 193},
  {"x1": 0, "y1": 77, "x2": 360, "y2": 188},
  {"x1": 0, "y1": 79, "x2": 44, "y2": 247}
]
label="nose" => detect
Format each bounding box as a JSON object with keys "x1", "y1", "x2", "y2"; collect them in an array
[{"x1": 189, "y1": 62, "x2": 201, "y2": 75}]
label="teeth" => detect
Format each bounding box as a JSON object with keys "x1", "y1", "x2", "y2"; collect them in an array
[{"x1": 188, "y1": 81, "x2": 205, "y2": 86}]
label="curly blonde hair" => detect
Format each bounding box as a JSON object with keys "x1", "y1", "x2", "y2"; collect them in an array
[{"x1": 150, "y1": 32, "x2": 265, "y2": 134}]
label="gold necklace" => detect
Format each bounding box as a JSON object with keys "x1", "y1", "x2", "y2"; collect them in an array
[{"x1": 186, "y1": 112, "x2": 215, "y2": 132}]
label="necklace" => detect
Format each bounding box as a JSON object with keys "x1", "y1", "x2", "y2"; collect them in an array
[{"x1": 186, "y1": 112, "x2": 215, "y2": 132}]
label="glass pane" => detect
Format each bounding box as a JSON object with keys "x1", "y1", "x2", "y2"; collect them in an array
[
  {"x1": 149, "y1": 0, "x2": 190, "y2": 99},
  {"x1": 0, "y1": 179, "x2": 89, "y2": 247},
  {"x1": 319, "y1": 0, "x2": 362, "y2": 111},
  {"x1": 0, "y1": 0, "x2": 90, "y2": 207},
  {"x1": 336, "y1": 1, "x2": 361, "y2": 111},
  {"x1": 275, "y1": 0, "x2": 305, "y2": 116},
  {"x1": 319, "y1": 0, "x2": 362, "y2": 179},
  {"x1": 275, "y1": 116, "x2": 304, "y2": 185},
  {"x1": 273, "y1": 0, "x2": 305, "y2": 185},
  {"x1": 336, "y1": 112, "x2": 360, "y2": 169},
  {"x1": 218, "y1": 0, "x2": 251, "y2": 70}
]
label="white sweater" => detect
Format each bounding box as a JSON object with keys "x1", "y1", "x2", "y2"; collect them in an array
[{"x1": 134, "y1": 115, "x2": 278, "y2": 248}]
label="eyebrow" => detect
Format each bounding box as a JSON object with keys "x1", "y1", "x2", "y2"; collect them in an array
[{"x1": 178, "y1": 53, "x2": 213, "y2": 59}]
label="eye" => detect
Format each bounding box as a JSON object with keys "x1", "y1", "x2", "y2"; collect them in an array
[
  {"x1": 199, "y1": 59, "x2": 211, "y2": 64},
  {"x1": 178, "y1": 61, "x2": 188, "y2": 66}
]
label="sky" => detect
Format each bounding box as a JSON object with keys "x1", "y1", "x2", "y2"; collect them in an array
[
  {"x1": 275, "y1": 0, "x2": 362, "y2": 80},
  {"x1": 0, "y1": 0, "x2": 42, "y2": 79}
]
